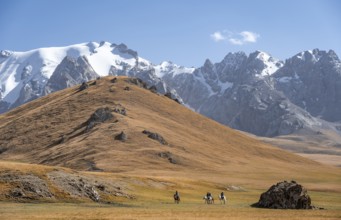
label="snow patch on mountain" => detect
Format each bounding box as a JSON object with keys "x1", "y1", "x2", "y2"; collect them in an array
[
  {"x1": 0, "y1": 41, "x2": 188, "y2": 113},
  {"x1": 218, "y1": 80, "x2": 233, "y2": 92},
  {"x1": 154, "y1": 61, "x2": 194, "y2": 78},
  {"x1": 254, "y1": 51, "x2": 284, "y2": 77}
]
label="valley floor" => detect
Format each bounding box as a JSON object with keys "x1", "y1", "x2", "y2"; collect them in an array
[
  {"x1": 1, "y1": 190, "x2": 340, "y2": 220},
  {"x1": 297, "y1": 153, "x2": 341, "y2": 168}
]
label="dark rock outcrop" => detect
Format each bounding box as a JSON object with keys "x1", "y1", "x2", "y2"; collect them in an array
[
  {"x1": 164, "y1": 92, "x2": 181, "y2": 104},
  {"x1": 113, "y1": 106, "x2": 126, "y2": 116},
  {"x1": 86, "y1": 107, "x2": 115, "y2": 131},
  {"x1": 252, "y1": 181, "x2": 313, "y2": 209},
  {"x1": 115, "y1": 131, "x2": 127, "y2": 141},
  {"x1": 126, "y1": 78, "x2": 148, "y2": 89},
  {"x1": 142, "y1": 130, "x2": 167, "y2": 145},
  {"x1": 79, "y1": 82, "x2": 88, "y2": 91},
  {"x1": 149, "y1": 85, "x2": 157, "y2": 93},
  {"x1": 158, "y1": 152, "x2": 177, "y2": 164}
]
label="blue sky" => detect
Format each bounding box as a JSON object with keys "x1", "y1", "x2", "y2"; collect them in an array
[{"x1": 0, "y1": 0, "x2": 340, "y2": 67}]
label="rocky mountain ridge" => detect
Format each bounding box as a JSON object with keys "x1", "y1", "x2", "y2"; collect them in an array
[
  {"x1": 1, "y1": 42, "x2": 340, "y2": 139},
  {"x1": 162, "y1": 49, "x2": 341, "y2": 137}
]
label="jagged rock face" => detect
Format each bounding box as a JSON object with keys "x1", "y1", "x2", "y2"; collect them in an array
[
  {"x1": 11, "y1": 79, "x2": 45, "y2": 110},
  {"x1": 274, "y1": 49, "x2": 341, "y2": 122},
  {"x1": 162, "y1": 51, "x2": 320, "y2": 137},
  {"x1": 253, "y1": 181, "x2": 312, "y2": 209},
  {"x1": 44, "y1": 56, "x2": 99, "y2": 95}
]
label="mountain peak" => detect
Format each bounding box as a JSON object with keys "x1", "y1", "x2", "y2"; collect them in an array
[
  {"x1": 0, "y1": 50, "x2": 13, "y2": 58},
  {"x1": 222, "y1": 51, "x2": 247, "y2": 65},
  {"x1": 249, "y1": 50, "x2": 273, "y2": 62},
  {"x1": 292, "y1": 49, "x2": 334, "y2": 63},
  {"x1": 111, "y1": 43, "x2": 138, "y2": 58},
  {"x1": 247, "y1": 50, "x2": 283, "y2": 77},
  {"x1": 204, "y1": 59, "x2": 213, "y2": 67}
]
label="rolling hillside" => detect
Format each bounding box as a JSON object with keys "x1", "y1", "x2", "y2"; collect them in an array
[{"x1": 0, "y1": 76, "x2": 340, "y2": 204}]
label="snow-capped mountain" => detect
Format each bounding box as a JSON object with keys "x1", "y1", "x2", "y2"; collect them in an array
[
  {"x1": 0, "y1": 41, "x2": 186, "y2": 113},
  {"x1": 1, "y1": 42, "x2": 340, "y2": 139},
  {"x1": 161, "y1": 50, "x2": 341, "y2": 137}
]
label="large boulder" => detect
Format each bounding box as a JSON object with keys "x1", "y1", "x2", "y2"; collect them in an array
[{"x1": 252, "y1": 181, "x2": 313, "y2": 209}]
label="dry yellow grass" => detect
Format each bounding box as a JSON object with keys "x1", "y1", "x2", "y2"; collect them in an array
[
  {"x1": 0, "y1": 76, "x2": 340, "y2": 219},
  {"x1": 0, "y1": 191, "x2": 340, "y2": 220},
  {"x1": 297, "y1": 153, "x2": 341, "y2": 167},
  {"x1": 258, "y1": 131, "x2": 341, "y2": 167}
]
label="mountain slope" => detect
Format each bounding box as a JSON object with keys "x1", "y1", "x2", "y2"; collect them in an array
[
  {"x1": 2, "y1": 43, "x2": 341, "y2": 163},
  {"x1": 0, "y1": 76, "x2": 326, "y2": 173},
  {"x1": 0, "y1": 76, "x2": 340, "y2": 205}
]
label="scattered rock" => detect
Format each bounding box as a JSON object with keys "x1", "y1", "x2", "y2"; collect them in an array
[
  {"x1": 149, "y1": 85, "x2": 157, "y2": 93},
  {"x1": 126, "y1": 78, "x2": 148, "y2": 89},
  {"x1": 113, "y1": 106, "x2": 126, "y2": 116},
  {"x1": 252, "y1": 180, "x2": 313, "y2": 209},
  {"x1": 97, "y1": 184, "x2": 105, "y2": 191},
  {"x1": 79, "y1": 82, "x2": 88, "y2": 91},
  {"x1": 124, "y1": 86, "x2": 130, "y2": 91},
  {"x1": 115, "y1": 131, "x2": 127, "y2": 142},
  {"x1": 164, "y1": 92, "x2": 181, "y2": 104},
  {"x1": 158, "y1": 152, "x2": 171, "y2": 158},
  {"x1": 158, "y1": 152, "x2": 177, "y2": 164},
  {"x1": 142, "y1": 130, "x2": 167, "y2": 145},
  {"x1": 168, "y1": 158, "x2": 176, "y2": 164},
  {"x1": 89, "y1": 80, "x2": 96, "y2": 86},
  {"x1": 164, "y1": 92, "x2": 172, "y2": 99},
  {"x1": 86, "y1": 160, "x2": 103, "y2": 172}
]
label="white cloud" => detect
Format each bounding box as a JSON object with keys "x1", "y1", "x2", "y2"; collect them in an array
[
  {"x1": 211, "y1": 30, "x2": 260, "y2": 45},
  {"x1": 228, "y1": 38, "x2": 243, "y2": 45},
  {"x1": 210, "y1": 31, "x2": 225, "y2": 42},
  {"x1": 240, "y1": 31, "x2": 259, "y2": 43}
]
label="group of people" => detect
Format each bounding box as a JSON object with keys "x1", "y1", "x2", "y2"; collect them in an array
[{"x1": 173, "y1": 191, "x2": 226, "y2": 204}]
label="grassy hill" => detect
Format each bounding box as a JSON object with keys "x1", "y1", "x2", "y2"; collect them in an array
[{"x1": 0, "y1": 76, "x2": 340, "y2": 219}]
